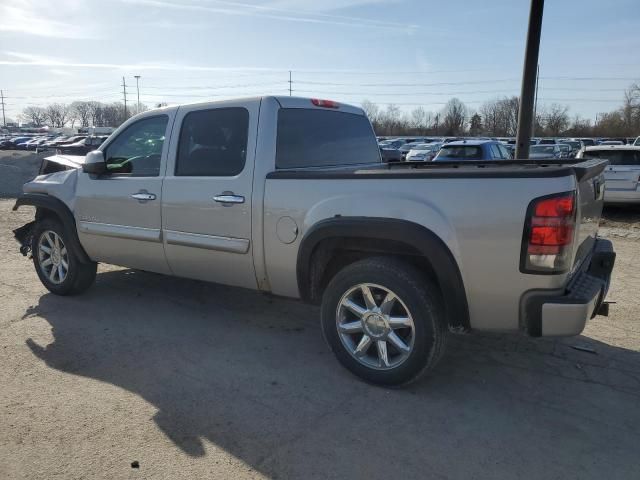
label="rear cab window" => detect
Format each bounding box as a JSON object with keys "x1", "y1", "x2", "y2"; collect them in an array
[
  {"x1": 276, "y1": 109, "x2": 381, "y2": 169},
  {"x1": 583, "y1": 150, "x2": 640, "y2": 166}
]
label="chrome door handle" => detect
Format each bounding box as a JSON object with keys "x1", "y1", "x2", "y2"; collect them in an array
[
  {"x1": 131, "y1": 192, "x2": 156, "y2": 202},
  {"x1": 213, "y1": 194, "x2": 245, "y2": 205}
]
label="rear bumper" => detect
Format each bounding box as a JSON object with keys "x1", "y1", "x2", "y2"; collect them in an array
[
  {"x1": 523, "y1": 239, "x2": 616, "y2": 337},
  {"x1": 604, "y1": 190, "x2": 640, "y2": 204}
]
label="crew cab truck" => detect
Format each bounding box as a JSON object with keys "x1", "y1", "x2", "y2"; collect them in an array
[{"x1": 13, "y1": 96, "x2": 616, "y2": 386}]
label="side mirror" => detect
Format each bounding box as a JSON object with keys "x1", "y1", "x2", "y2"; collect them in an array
[{"x1": 82, "y1": 150, "x2": 107, "y2": 174}]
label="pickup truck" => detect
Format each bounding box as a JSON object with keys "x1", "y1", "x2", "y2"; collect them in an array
[{"x1": 12, "y1": 96, "x2": 616, "y2": 386}]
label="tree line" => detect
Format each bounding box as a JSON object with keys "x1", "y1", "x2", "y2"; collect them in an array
[
  {"x1": 20, "y1": 101, "x2": 151, "y2": 129},
  {"x1": 364, "y1": 82, "x2": 640, "y2": 138}
]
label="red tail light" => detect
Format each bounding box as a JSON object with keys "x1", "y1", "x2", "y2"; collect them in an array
[
  {"x1": 311, "y1": 99, "x2": 340, "y2": 109},
  {"x1": 521, "y1": 192, "x2": 576, "y2": 273}
]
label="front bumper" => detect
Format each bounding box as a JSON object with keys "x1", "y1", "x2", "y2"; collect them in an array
[{"x1": 524, "y1": 239, "x2": 616, "y2": 337}]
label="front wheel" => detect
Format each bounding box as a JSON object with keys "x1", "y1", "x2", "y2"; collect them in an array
[
  {"x1": 32, "y1": 218, "x2": 97, "y2": 296},
  {"x1": 321, "y1": 257, "x2": 447, "y2": 387}
]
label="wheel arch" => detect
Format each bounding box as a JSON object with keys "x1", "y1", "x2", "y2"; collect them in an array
[
  {"x1": 297, "y1": 217, "x2": 470, "y2": 331},
  {"x1": 13, "y1": 193, "x2": 92, "y2": 264}
]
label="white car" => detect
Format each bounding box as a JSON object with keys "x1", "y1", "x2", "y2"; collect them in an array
[
  {"x1": 577, "y1": 145, "x2": 640, "y2": 204},
  {"x1": 405, "y1": 143, "x2": 442, "y2": 161}
]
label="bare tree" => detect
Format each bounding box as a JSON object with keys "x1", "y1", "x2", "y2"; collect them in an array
[
  {"x1": 71, "y1": 101, "x2": 92, "y2": 128},
  {"x1": 544, "y1": 104, "x2": 570, "y2": 136},
  {"x1": 21, "y1": 106, "x2": 47, "y2": 126},
  {"x1": 45, "y1": 103, "x2": 70, "y2": 128},
  {"x1": 441, "y1": 98, "x2": 467, "y2": 136}
]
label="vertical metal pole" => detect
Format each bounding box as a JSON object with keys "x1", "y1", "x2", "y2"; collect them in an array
[
  {"x1": 532, "y1": 64, "x2": 539, "y2": 137},
  {"x1": 122, "y1": 77, "x2": 128, "y2": 120},
  {"x1": 0, "y1": 90, "x2": 5, "y2": 127},
  {"x1": 134, "y1": 75, "x2": 141, "y2": 113},
  {"x1": 515, "y1": 0, "x2": 544, "y2": 159},
  {"x1": 288, "y1": 71, "x2": 292, "y2": 96}
]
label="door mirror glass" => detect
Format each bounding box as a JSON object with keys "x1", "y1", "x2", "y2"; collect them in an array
[{"x1": 82, "y1": 150, "x2": 107, "y2": 174}]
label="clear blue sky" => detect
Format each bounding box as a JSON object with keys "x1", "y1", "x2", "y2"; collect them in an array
[{"x1": 1, "y1": 0, "x2": 639, "y2": 123}]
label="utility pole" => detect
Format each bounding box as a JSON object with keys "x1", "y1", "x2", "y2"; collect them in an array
[
  {"x1": 515, "y1": 0, "x2": 544, "y2": 159},
  {"x1": 288, "y1": 71, "x2": 292, "y2": 96},
  {"x1": 134, "y1": 75, "x2": 141, "y2": 114},
  {"x1": 122, "y1": 76, "x2": 128, "y2": 120},
  {"x1": 532, "y1": 63, "x2": 539, "y2": 137},
  {"x1": 0, "y1": 90, "x2": 5, "y2": 127}
]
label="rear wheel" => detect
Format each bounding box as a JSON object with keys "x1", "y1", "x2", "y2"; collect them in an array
[
  {"x1": 321, "y1": 257, "x2": 447, "y2": 386},
  {"x1": 32, "y1": 218, "x2": 97, "y2": 296}
]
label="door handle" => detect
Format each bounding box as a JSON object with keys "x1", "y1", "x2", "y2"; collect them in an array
[
  {"x1": 131, "y1": 191, "x2": 157, "y2": 202},
  {"x1": 213, "y1": 193, "x2": 245, "y2": 205}
]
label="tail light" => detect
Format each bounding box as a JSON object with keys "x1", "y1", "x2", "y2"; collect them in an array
[
  {"x1": 521, "y1": 192, "x2": 576, "y2": 274},
  {"x1": 311, "y1": 99, "x2": 340, "y2": 109}
]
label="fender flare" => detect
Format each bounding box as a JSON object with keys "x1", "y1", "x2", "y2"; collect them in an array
[
  {"x1": 13, "y1": 193, "x2": 92, "y2": 264},
  {"x1": 297, "y1": 217, "x2": 470, "y2": 331}
]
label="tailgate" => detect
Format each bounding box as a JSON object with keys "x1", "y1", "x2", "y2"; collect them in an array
[
  {"x1": 604, "y1": 164, "x2": 640, "y2": 192},
  {"x1": 572, "y1": 159, "x2": 608, "y2": 272}
]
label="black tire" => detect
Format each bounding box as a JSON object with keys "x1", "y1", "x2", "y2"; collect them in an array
[
  {"x1": 321, "y1": 257, "x2": 447, "y2": 387},
  {"x1": 32, "y1": 217, "x2": 97, "y2": 296}
]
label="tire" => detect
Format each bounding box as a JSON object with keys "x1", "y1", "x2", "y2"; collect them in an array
[
  {"x1": 321, "y1": 257, "x2": 447, "y2": 387},
  {"x1": 32, "y1": 217, "x2": 97, "y2": 296}
]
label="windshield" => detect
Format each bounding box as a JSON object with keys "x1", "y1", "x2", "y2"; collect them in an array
[
  {"x1": 435, "y1": 145, "x2": 482, "y2": 160},
  {"x1": 531, "y1": 146, "x2": 555, "y2": 154}
]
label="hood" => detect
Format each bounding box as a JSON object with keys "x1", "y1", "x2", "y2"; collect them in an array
[
  {"x1": 43, "y1": 154, "x2": 87, "y2": 169},
  {"x1": 529, "y1": 153, "x2": 555, "y2": 159}
]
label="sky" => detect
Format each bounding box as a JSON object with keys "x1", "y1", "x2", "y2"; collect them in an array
[{"x1": 1, "y1": 0, "x2": 639, "y2": 123}]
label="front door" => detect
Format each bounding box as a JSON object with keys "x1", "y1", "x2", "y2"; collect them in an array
[
  {"x1": 162, "y1": 100, "x2": 259, "y2": 289},
  {"x1": 75, "y1": 113, "x2": 174, "y2": 274}
]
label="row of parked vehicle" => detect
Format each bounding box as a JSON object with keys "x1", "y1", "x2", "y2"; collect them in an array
[
  {"x1": 0, "y1": 134, "x2": 108, "y2": 155},
  {"x1": 378, "y1": 135, "x2": 640, "y2": 163}
]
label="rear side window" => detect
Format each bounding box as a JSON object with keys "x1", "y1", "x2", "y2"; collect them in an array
[
  {"x1": 276, "y1": 109, "x2": 380, "y2": 169},
  {"x1": 176, "y1": 108, "x2": 249, "y2": 176},
  {"x1": 436, "y1": 146, "x2": 483, "y2": 160},
  {"x1": 583, "y1": 150, "x2": 640, "y2": 166}
]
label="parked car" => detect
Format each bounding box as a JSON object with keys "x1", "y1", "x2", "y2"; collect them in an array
[
  {"x1": 405, "y1": 143, "x2": 442, "y2": 162},
  {"x1": 57, "y1": 136, "x2": 108, "y2": 156},
  {"x1": 557, "y1": 144, "x2": 571, "y2": 159},
  {"x1": 559, "y1": 141, "x2": 581, "y2": 157},
  {"x1": 13, "y1": 96, "x2": 615, "y2": 387},
  {"x1": 538, "y1": 138, "x2": 557, "y2": 145},
  {"x1": 1, "y1": 136, "x2": 32, "y2": 149},
  {"x1": 380, "y1": 147, "x2": 402, "y2": 162},
  {"x1": 577, "y1": 145, "x2": 640, "y2": 204},
  {"x1": 433, "y1": 140, "x2": 511, "y2": 161},
  {"x1": 579, "y1": 138, "x2": 596, "y2": 147},
  {"x1": 529, "y1": 144, "x2": 562, "y2": 159}
]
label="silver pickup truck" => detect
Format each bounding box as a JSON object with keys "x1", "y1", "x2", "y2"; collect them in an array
[{"x1": 13, "y1": 96, "x2": 616, "y2": 386}]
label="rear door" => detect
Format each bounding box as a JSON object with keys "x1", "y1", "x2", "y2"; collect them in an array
[{"x1": 161, "y1": 100, "x2": 259, "y2": 289}]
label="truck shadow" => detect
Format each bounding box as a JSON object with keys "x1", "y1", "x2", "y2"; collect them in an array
[{"x1": 23, "y1": 268, "x2": 640, "y2": 478}]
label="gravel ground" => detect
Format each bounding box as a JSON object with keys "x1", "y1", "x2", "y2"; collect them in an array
[{"x1": 0, "y1": 151, "x2": 639, "y2": 479}]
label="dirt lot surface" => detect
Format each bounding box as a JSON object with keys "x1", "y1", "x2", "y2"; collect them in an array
[{"x1": 0, "y1": 151, "x2": 639, "y2": 479}]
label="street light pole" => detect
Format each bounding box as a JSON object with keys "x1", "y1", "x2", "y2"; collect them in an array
[
  {"x1": 515, "y1": 0, "x2": 544, "y2": 159},
  {"x1": 134, "y1": 75, "x2": 141, "y2": 114}
]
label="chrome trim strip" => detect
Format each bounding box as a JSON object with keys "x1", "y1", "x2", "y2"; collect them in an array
[
  {"x1": 78, "y1": 221, "x2": 162, "y2": 242},
  {"x1": 165, "y1": 230, "x2": 250, "y2": 254}
]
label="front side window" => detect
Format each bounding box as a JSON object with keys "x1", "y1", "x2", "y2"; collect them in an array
[
  {"x1": 104, "y1": 115, "x2": 168, "y2": 176},
  {"x1": 276, "y1": 109, "x2": 381, "y2": 169},
  {"x1": 489, "y1": 144, "x2": 502, "y2": 159},
  {"x1": 176, "y1": 108, "x2": 249, "y2": 177}
]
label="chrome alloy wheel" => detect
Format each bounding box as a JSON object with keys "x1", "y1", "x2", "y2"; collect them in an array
[
  {"x1": 336, "y1": 283, "x2": 415, "y2": 370},
  {"x1": 37, "y1": 230, "x2": 69, "y2": 285}
]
